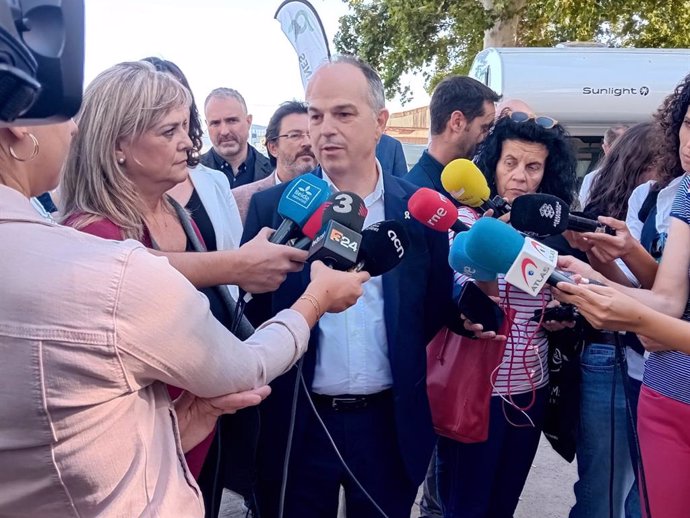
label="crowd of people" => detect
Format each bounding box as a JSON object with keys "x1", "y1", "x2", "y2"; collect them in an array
[{"x1": 0, "y1": 42, "x2": 688, "y2": 518}]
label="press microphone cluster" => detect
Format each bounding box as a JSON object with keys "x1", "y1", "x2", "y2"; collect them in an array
[
  {"x1": 450, "y1": 217, "x2": 576, "y2": 296},
  {"x1": 440, "y1": 159, "x2": 511, "y2": 217},
  {"x1": 307, "y1": 192, "x2": 368, "y2": 270},
  {"x1": 510, "y1": 193, "x2": 615, "y2": 237}
]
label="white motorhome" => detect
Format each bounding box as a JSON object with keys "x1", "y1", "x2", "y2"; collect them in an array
[{"x1": 468, "y1": 47, "x2": 690, "y2": 177}]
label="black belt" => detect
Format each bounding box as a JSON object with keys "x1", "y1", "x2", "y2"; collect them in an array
[
  {"x1": 584, "y1": 329, "x2": 618, "y2": 346},
  {"x1": 310, "y1": 389, "x2": 392, "y2": 411}
]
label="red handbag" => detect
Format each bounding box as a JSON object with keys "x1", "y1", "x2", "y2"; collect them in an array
[{"x1": 426, "y1": 307, "x2": 516, "y2": 443}]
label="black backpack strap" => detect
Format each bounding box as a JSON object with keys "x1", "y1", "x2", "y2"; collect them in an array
[{"x1": 637, "y1": 186, "x2": 661, "y2": 224}]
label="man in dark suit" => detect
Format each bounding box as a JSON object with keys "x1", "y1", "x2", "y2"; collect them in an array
[
  {"x1": 232, "y1": 101, "x2": 316, "y2": 224},
  {"x1": 242, "y1": 56, "x2": 461, "y2": 518},
  {"x1": 405, "y1": 75, "x2": 499, "y2": 518},
  {"x1": 376, "y1": 133, "x2": 408, "y2": 177},
  {"x1": 406, "y1": 75, "x2": 498, "y2": 197},
  {"x1": 200, "y1": 87, "x2": 273, "y2": 189}
]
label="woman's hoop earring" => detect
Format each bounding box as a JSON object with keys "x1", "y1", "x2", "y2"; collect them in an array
[{"x1": 9, "y1": 133, "x2": 39, "y2": 162}]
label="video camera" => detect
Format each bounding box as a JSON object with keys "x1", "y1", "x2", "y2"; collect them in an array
[{"x1": 0, "y1": 0, "x2": 83, "y2": 125}]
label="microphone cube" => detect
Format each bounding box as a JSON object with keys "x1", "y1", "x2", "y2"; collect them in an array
[
  {"x1": 504, "y1": 237, "x2": 558, "y2": 296},
  {"x1": 307, "y1": 220, "x2": 361, "y2": 270}
]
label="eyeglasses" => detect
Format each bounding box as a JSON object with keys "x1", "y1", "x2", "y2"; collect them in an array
[
  {"x1": 276, "y1": 131, "x2": 310, "y2": 142},
  {"x1": 508, "y1": 111, "x2": 559, "y2": 130}
]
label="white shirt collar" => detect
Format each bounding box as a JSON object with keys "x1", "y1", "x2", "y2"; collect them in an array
[{"x1": 321, "y1": 159, "x2": 385, "y2": 207}]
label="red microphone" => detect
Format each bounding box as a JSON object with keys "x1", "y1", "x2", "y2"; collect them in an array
[
  {"x1": 293, "y1": 202, "x2": 330, "y2": 250},
  {"x1": 408, "y1": 187, "x2": 470, "y2": 233}
]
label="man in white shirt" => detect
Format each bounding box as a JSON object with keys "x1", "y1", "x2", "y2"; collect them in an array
[{"x1": 241, "y1": 56, "x2": 460, "y2": 518}]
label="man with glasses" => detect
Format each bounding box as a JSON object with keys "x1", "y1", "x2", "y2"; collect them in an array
[
  {"x1": 233, "y1": 101, "x2": 317, "y2": 223},
  {"x1": 201, "y1": 87, "x2": 273, "y2": 189}
]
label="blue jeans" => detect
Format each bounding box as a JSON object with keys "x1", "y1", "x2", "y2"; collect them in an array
[
  {"x1": 437, "y1": 388, "x2": 548, "y2": 518},
  {"x1": 570, "y1": 344, "x2": 641, "y2": 518}
]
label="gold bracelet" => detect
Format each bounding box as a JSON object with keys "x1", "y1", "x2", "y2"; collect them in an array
[{"x1": 299, "y1": 293, "x2": 323, "y2": 319}]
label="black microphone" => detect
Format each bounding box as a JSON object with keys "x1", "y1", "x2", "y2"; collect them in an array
[
  {"x1": 306, "y1": 192, "x2": 367, "y2": 270},
  {"x1": 511, "y1": 193, "x2": 615, "y2": 237},
  {"x1": 353, "y1": 220, "x2": 410, "y2": 276}
]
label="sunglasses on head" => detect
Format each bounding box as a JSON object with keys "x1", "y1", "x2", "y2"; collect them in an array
[{"x1": 508, "y1": 111, "x2": 559, "y2": 130}]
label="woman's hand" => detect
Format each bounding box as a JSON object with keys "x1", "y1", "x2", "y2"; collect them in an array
[
  {"x1": 306, "y1": 260, "x2": 370, "y2": 314},
  {"x1": 580, "y1": 216, "x2": 637, "y2": 263},
  {"x1": 539, "y1": 300, "x2": 577, "y2": 332},
  {"x1": 557, "y1": 255, "x2": 607, "y2": 284},
  {"x1": 460, "y1": 295, "x2": 507, "y2": 341},
  {"x1": 174, "y1": 386, "x2": 271, "y2": 453},
  {"x1": 553, "y1": 282, "x2": 643, "y2": 332}
]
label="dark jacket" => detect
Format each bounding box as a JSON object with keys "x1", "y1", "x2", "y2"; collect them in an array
[
  {"x1": 200, "y1": 144, "x2": 273, "y2": 188},
  {"x1": 376, "y1": 134, "x2": 408, "y2": 177}
]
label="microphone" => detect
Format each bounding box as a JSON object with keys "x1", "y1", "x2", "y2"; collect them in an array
[
  {"x1": 292, "y1": 202, "x2": 330, "y2": 251},
  {"x1": 270, "y1": 173, "x2": 330, "y2": 244},
  {"x1": 307, "y1": 192, "x2": 366, "y2": 270},
  {"x1": 510, "y1": 193, "x2": 616, "y2": 237},
  {"x1": 461, "y1": 217, "x2": 575, "y2": 296},
  {"x1": 440, "y1": 159, "x2": 510, "y2": 216},
  {"x1": 353, "y1": 220, "x2": 410, "y2": 276},
  {"x1": 448, "y1": 231, "x2": 497, "y2": 282},
  {"x1": 408, "y1": 187, "x2": 469, "y2": 233}
]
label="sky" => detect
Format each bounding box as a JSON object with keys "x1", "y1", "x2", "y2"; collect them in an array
[{"x1": 84, "y1": 0, "x2": 431, "y2": 126}]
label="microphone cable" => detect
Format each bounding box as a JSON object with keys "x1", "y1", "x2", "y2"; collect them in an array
[
  {"x1": 276, "y1": 361, "x2": 390, "y2": 518},
  {"x1": 613, "y1": 333, "x2": 652, "y2": 518}
]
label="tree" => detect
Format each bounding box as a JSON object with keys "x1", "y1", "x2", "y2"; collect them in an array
[{"x1": 335, "y1": 0, "x2": 690, "y2": 102}]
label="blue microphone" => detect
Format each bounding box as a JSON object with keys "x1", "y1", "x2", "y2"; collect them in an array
[
  {"x1": 461, "y1": 217, "x2": 575, "y2": 296},
  {"x1": 271, "y1": 173, "x2": 330, "y2": 245},
  {"x1": 449, "y1": 231, "x2": 497, "y2": 282}
]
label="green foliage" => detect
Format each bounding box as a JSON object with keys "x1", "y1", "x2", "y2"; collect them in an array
[{"x1": 335, "y1": 0, "x2": 690, "y2": 102}]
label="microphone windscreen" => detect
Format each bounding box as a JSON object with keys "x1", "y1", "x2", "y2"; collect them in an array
[
  {"x1": 277, "y1": 173, "x2": 330, "y2": 227},
  {"x1": 449, "y1": 232, "x2": 497, "y2": 282},
  {"x1": 510, "y1": 193, "x2": 569, "y2": 236},
  {"x1": 462, "y1": 217, "x2": 524, "y2": 274},
  {"x1": 440, "y1": 159, "x2": 491, "y2": 208},
  {"x1": 301, "y1": 202, "x2": 330, "y2": 240},
  {"x1": 408, "y1": 187, "x2": 458, "y2": 232},
  {"x1": 356, "y1": 220, "x2": 409, "y2": 276},
  {"x1": 321, "y1": 191, "x2": 368, "y2": 232}
]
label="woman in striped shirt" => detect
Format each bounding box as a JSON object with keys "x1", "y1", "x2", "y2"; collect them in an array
[{"x1": 436, "y1": 114, "x2": 577, "y2": 518}]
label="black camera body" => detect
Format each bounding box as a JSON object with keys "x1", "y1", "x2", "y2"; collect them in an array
[{"x1": 0, "y1": 0, "x2": 83, "y2": 125}]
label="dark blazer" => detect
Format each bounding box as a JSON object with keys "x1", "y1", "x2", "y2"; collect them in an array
[
  {"x1": 406, "y1": 149, "x2": 461, "y2": 207},
  {"x1": 241, "y1": 169, "x2": 458, "y2": 489},
  {"x1": 200, "y1": 144, "x2": 273, "y2": 186},
  {"x1": 376, "y1": 134, "x2": 408, "y2": 177}
]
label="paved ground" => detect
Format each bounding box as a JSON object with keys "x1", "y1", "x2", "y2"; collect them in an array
[{"x1": 220, "y1": 436, "x2": 578, "y2": 518}]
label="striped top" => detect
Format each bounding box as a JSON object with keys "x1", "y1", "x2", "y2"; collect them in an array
[
  {"x1": 644, "y1": 174, "x2": 690, "y2": 405},
  {"x1": 452, "y1": 207, "x2": 550, "y2": 396}
]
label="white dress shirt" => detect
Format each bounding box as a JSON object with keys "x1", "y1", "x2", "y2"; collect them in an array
[{"x1": 312, "y1": 162, "x2": 392, "y2": 395}]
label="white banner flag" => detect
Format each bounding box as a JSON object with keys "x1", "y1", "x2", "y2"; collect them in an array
[{"x1": 274, "y1": 0, "x2": 331, "y2": 90}]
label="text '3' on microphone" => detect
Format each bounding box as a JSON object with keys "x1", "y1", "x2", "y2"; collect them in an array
[
  {"x1": 408, "y1": 187, "x2": 469, "y2": 233},
  {"x1": 440, "y1": 158, "x2": 511, "y2": 216},
  {"x1": 270, "y1": 173, "x2": 330, "y2": 245},
  {"x1": 460, "y1": 217, "x2": 577, "y2": 296},
  {"x1": 510, "y1": 193, "x2": 616, "y2": 237},
  {"x1": 306, "y1": 192, "x2": 367, "y2": 270},
  {"x1": 353, "y1": 220, "x2": 410, "y2": 276}
]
